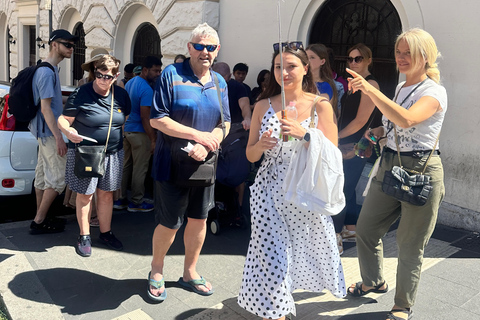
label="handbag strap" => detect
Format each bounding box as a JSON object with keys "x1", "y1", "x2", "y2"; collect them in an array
[
  {"x1": 212, "y1": 73, "x2": 226, "y2": 140},
  {"x1": 103, "y1": 86, "x2": 115, "y2": 152},
  {"x1": 308, "y1": 96, "x2": 321, "y2": 128},
  {"x1": 391, "y1": 78, "x2": 439, "y2": 174}
]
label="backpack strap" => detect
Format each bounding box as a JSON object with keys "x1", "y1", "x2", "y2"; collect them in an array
[{"x1": 36, "y1": 62, "x2": 56, "y2": 86}]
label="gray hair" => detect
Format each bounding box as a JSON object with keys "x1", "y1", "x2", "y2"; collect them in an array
[{"x1": 190, "y1": 22, "x2": 220, "y2": 44}]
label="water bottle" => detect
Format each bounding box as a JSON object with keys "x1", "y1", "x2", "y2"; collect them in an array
[{"x1": 281, "y1": 101, "x2": 297, "y2": 141}]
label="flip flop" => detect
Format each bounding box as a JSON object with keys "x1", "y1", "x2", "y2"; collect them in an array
[
  {"x1": 178, "y1": 276, "x2": 214, "y2": 296},
  {"x1": 347, "y1": 281, "x2": 388, "y2": 297},
  {"x1": 386, "y1": 308, "x2": 413, "y2": 320},
  {"x1": 147, "y1": 272, "x2": 167, "y2": 302}
]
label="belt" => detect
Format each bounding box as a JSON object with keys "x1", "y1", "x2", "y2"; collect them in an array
[{"x1": 384, "y1": 147, "x2": 440, "y2": 158}]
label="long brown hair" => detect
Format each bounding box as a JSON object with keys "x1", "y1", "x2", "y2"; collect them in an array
[
  {"x1": 259, "y1": 47, "x2": 317, "y2": 101},
  {"x1": 305, "y1": 43, "x2": 338, "y2": 114}
]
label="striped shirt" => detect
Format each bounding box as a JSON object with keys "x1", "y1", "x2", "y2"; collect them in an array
[{"x1": 151, "y1": 58, "x2": 230, "y2": 181}]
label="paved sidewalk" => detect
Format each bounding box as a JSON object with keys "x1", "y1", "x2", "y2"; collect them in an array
[{"x1": 1, "y1": 207, "x2": 479, "y2": 320}]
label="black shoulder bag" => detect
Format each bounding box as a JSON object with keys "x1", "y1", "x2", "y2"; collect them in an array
[
  {"x1": 381, "y1": 79, "x2": 440, "y2": 206},
  {"x1": 169, "y1": 73, "x2": 226, "y2": 187},
  {"x1": 74, "y1": 88, "x2": 114, "y2": 179}
]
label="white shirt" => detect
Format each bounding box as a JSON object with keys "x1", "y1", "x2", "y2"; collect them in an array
[
  {"x1": 283, "y1": 128, "x2": 345, "y2": 216},
  {"x1": 383, "y1": 78, "x2": 447, "y2": 151}
]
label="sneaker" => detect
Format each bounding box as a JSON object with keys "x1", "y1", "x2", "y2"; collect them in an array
[
  {"x1": 127, "y1": 201, "x2": 154, "y2": 213},
  {"x1": 113, "y1": 199, "x2": 128, "y2": 210},
  {"x1": 76, "y1": 235, "x2": 92, "y2": 257},
  {"x1": 341, "y1": 226, "x2": 356, "y2": 242},
  {"x1": 336, "y1": 233, "x2": 344, "y2": 256},
  {"x1": 99, "y1": 231, "x2": 123, "y2": 251},
  {"x1": 30, "y1": 217, "x2": 65, "y2": 234}
]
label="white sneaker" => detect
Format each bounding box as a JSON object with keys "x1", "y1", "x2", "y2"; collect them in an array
[
  {"x1": 336, "y1": 233, "x2": 344, "y2": 255},
  {"x1": 341, "y1": 226, "x2": 356, "y2": 242}
]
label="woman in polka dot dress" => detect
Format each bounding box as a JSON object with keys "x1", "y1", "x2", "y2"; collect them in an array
[{"x1": 237, "y1": 44, "x2": 346, "y2": 320}]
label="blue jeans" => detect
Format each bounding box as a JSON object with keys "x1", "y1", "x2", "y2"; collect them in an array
[{"x1": 332, "y1": 156, "x2": 368, "y2": 233}]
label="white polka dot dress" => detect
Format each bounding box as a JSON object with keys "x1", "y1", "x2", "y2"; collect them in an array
[{"x1": 238, "y1": 103, "x2": 346, "y2": 319}]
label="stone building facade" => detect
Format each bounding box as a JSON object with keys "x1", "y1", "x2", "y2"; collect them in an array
[{"x1": 1, "y1": 0, "x2": 479, "y2": 231}]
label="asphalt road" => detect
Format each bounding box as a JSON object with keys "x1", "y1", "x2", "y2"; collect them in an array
[{"x1": 0, "y1": 193, "x2": 73, "y2": 224}]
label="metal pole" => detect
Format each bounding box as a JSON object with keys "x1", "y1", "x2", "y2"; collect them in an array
[
  {"x1": 277, "y1": 1, "x2": 285, "y2": 113},
  {"x1": 277, "y1": 1, "x2": 289, "y2": 142},
  {"x1": 46, "y1": 0, "x2": 52, "y2": 35}
]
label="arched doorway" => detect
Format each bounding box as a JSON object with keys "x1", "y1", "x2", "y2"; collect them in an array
[
  {"x1": 73, "y1": 22, "x2": 86, "y2": 85},
  {"x1": 132, "y1": 23, "x2": 161, "y2": 67},
  {"x1": 309, "y1": 0, "x2": 402, "y2": 98}
]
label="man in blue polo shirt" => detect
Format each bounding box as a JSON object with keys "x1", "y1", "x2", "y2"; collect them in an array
[
  {"x1": 115, "y1": 56, "x2": 162, "y2": 212},
  {"x1": 147, "y1": 23, "x2": 230, "y2": 301}
]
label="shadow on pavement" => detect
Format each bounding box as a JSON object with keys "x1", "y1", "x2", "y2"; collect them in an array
[
  {"x1": 8, "y1": 268, "x2": 150, "y2": 315},
  {"x1": 2, "y1": 210, "x2": 251, "y2": 257}
]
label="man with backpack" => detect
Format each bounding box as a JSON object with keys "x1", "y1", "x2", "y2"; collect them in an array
[{"x1": 29, "y1": 29, "x2": 79, "y2": 234}]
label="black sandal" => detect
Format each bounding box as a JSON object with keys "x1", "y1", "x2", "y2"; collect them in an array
[
  {"x1": 386, "y1": 308, "x2": 412, "y2": 320},
  {"x1": 347, "y1": 281, "x2": 388, "y2": 297}
]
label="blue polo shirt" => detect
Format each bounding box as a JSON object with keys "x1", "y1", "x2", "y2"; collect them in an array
[
  {"x1": 150, "y1": 58, "x2": 230, "y2": 181},
  {"x1": 124, "y1": 76, "x2": 153, "y2": 133}
]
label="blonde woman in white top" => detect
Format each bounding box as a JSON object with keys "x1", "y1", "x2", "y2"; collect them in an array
[{"x1": 345, "y1": 28, "x2": 447, "y2": 320}]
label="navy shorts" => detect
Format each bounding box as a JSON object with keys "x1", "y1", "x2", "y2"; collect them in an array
[
  {"x1": 65, "y1": 148, "x2": 124, "y2": 195},
  {"x1": 154, "y1": 180, "x2": 215, "y2": 229}
]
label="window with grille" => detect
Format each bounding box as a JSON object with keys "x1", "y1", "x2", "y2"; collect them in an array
[
  {"x1": 133, "y1": 23, "x2": 161, "y2": 67},
  {"x1": 309, "y1": 0, "x2": 402, "y2": 98},
  {"x1": 73, "y1": 23, "x2": 86, "y2": 85}
]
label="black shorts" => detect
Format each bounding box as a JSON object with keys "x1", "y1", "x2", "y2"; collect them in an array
[{"x1": 154, "y1": 180, "x2": 215, "y2": 229}]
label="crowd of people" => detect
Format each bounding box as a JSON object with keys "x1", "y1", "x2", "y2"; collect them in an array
[{"x1": 25, "y1": 23, "x2": 446, "y2": 320}]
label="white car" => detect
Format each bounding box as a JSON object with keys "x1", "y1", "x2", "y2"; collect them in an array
[{"x1": 0, "y1": 83, "x2": 75, "y2": 196}]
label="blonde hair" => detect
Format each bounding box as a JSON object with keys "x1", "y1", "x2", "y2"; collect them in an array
[{"x1": 395, "y1": 28, "x2": 441, "y2": 84}]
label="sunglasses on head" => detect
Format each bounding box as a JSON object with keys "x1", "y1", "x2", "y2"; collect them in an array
[
  {"x1": 94, "y1": 71, "x2": 115, "y2": 81},
  {"x1": 273, "y1": 41, "x2": 304, "y2": 52},
  {"x1": 57, "y1": 41, "x2": 75, "y2": 49},
  {"x1": 347, "y1": 56, "x2": 364, "y2": 63},
  {"x1": 190, "y1": 42, "x2": 218, "y2": 52}
]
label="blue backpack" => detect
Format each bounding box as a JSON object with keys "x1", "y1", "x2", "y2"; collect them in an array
[{"x1": 8, "y1": 62, "x2": 55, "y2": 122}]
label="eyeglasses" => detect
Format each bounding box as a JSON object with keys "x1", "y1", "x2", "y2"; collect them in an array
[
  {"x1": 190, "y1": 43, "x2": 218, "y2": 52},
  {"x1": 273, "y1": 41, "x2": 304, "y2": 52},
  {"x1": 94, "y1": 71, "x2": 115, "y2": 81},
  {"x1": 347, "y1": 56, "x2": 364, "y2": 64},
  {"x1": 57, "y1": 41, "x2": 75, "y2": 49}
]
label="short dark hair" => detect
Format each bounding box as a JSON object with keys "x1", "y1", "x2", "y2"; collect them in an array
[
  {"x1": 233, "y1": 62, "x2": 249, "y2": 73},
  {"x1": 143, "y1": 56, "x2": 162, "y2": 69},
  {"x1": 124, "y1": 63, "x2": 135, "y2": 73}
]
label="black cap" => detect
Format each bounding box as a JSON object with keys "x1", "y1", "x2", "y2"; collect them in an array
[{"x1": 48, "y1": 29, "x2": 79, "y2": 44}]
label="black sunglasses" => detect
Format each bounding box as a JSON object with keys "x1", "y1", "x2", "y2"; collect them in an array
[
  {"x1": 273, "y1": 41, "x2": 304, "y2": 52},
  {"x1": 94, "y1": 71, "x2": 115, "y2": 81},
  {"x1": 190, "y1": 42, "x2": 218, "y2": 52},
  {"x1": 347, "y1": 56, "x2": 364, "y2": 64},
  {"x1": 57, "y1": 41, "x2": 75, "y2": 49}
]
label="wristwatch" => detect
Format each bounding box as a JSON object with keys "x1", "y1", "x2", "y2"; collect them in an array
[{"x1": 302, "y1": 132, "x2": 311, "y2": 142}]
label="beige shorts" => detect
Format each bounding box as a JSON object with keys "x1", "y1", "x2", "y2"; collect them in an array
[{"x1": 34, "y1": 136, "x2": 67, "y2": 194}]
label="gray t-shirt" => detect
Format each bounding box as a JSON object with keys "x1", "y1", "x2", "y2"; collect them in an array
[{"x1": 29, "y1": 64, "x2": 63, "y2": 138}]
